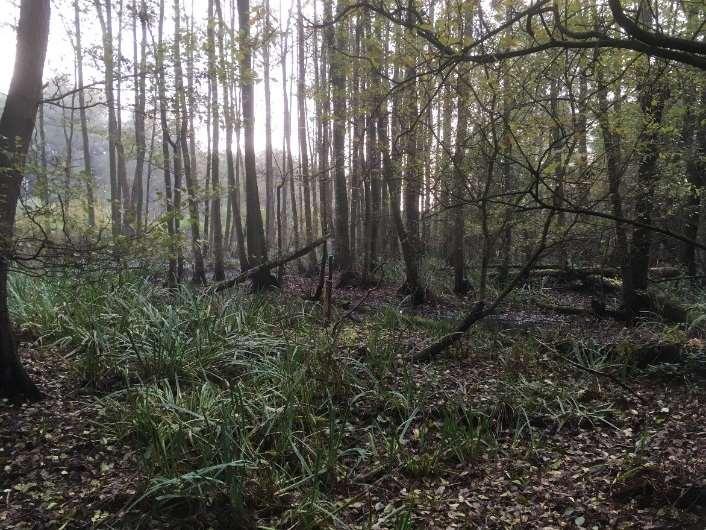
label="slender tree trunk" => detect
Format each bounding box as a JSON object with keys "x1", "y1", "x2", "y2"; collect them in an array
[
  {"x1": 349, "y1": 15, "x2": 364, "y2": 262},
  {"x1": 156, "y1": 0, "x2": 178, "y2": 286},
  {"x1": 237, "y1": 0, "x2": 272, "y2": 287},
  {"x1": 596, "y1": 65, "x2": 630, "y2": 315},
  {"x1": 174, "y1": 0, "x2": 206, "y2": 283},
  {"x1": 316, "y1": 0, "x2": 331, "y2": 237},
  {"x1": 263, "y1": 0, "x2": 275, "y2": 249},
  {"x1": 61, "y1": 87, "x2": 76, "y2": 215},
  {"x1": 204, "y1": 77, "x2": 211, "y2": 246},
  {"x1": 74, "y1": 0, "x2": 96, "y2": 227},
  {"x1": 297, "y1": 0, "x2": 315, "y2": 270},
  {"x1": 576, "y1": 70, "x2": 589, "y2": 206},
  {"x1": 626, "y1": 77, "x2": 668, "y2": 315},
  {"x1": 329, "y1": 0, "x2": 353, "y2": 277},
  {"x1": 377, "y1": 48, "x2": 423, "y2": 303},
  {"x1": 450, "y1": 9, "x2": 472, "y2": 295},
  {"x1": 402, "y1": 2, "x2": 420, "y2": 255},
  {"x1": 379, "y1": 111, "x2": 424, "y2": 304},
  {"x1": 94, "y1": 0, "x2": 121, "y2": 237},
  {"x1": 363, "y1": 12, "x2": 381, "y2": 283},
  {"x1": 37, "y1": 102, "x2": 49, "y2": 204},
  {"x1": 131, "y1": 0, "x2": 147, "y2": 234},
  {"x1": 439, "y1": 84, "x2": 453, "y2": 257},
  {"x1": 209, "y1": 0, "x2": 226, "y2": 280},
  {"x1": 0, "y1": 0, "x2": 50, "y2": 401},
  {"x1": 681, "y1": 84, "x2": 705, "y2": 277},
  {"x1": 145, "y1": 112, "x2": 156, "y2": 223},
  {"x1": 217, "y1": 0, "x2": 248, "y2": 269},
  {"x1": 232, "y1": 89, "x2": 248, "y2": 265},
  {"x1": 282, "y1": 29, "x2": 301, "y2": 269},
  {"x1": 550, "y1": 72, "x2": 567, "y2": 268},
  {"x1": 496, "y1": 6, "x2": 515, "y2": 286},
  {"x1": 115, "y1": 1, "x2": 132, "y2": 232}
]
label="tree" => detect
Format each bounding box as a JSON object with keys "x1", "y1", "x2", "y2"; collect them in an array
[
  {"x1": 263, "y1": 0, "x2": 275, "y2": 249},
  {"x1": 450, "y1": 3, "x2": 471, "y2": 295},
  {"x1": 130, "y1": 0, "x2": 147, "y2": 234},
  {"x1": 237, "y1": 0, "x2": 273, "y2": 287},
  {"x1": 0, "y1": 0, "x2": 51, "y2": 400},
  {"x1": 175, "y1": 0, "x2": 206, "y2": 283},
  {"x1": 155, "y1": 0, "x2": 178, "y2": 286},
  {"x1": 329, "y1": 0, "x2": 353, "y2": 279},
  {"x1": 94, "y1": 0, "x2": 122, "y2": 237},
  {"x1": 208, "y1": 0, "x2": 226, "y2": 281},
  {"x1": 74, "y1": 0, "x2": 96, "y2": 228},
  {"x1": 297, "y1": 0, "x2": 315, "y2": 270}
]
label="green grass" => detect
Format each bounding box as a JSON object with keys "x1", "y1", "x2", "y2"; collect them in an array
[
  {"x1": 8, "y1": 270, "x2": 632, "y2": 526},
  {"x1": 10, "y1": 273, "x2": 358, "y2": 525}
]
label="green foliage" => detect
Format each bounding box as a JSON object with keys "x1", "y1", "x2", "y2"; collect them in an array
[
  {"x1": 493, "y1": 376, "x2": 617, "y2": 439},
  {"x1": 8, "y1": 273, "x2": 365, "y2": 525}
]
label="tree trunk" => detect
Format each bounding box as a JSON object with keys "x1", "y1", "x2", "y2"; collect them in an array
[
  {"x1": 37, "y1": 102, "x2": 49, "y2": 204},
  {"x1": 94, "y1": 0, "x2": 122, "y2": 238},
  {"x1": 297, "y1": 0, "x2": 315, "y2": 270},
  {"x1": 60, "y1": 87, "x2": 76, "y2": 214},
  {"x1": 378, "y1": 98, "x2": 424, "y2": 304},
  {"x1": 114, "y1": 1, "x2": 132, "y2": 232},
  {"x1": 74, "y1": 0, "x2": 96, "y2": 227},
  {"x1": 402, "y1": 2, "x2": 420, "y2": 257},
  {"x1": 681, "y1": 83, "x2": 705, "y2": 277},
  {"x1": 237, "y1": 0, "x2": 272, "y2": 287},
  {"x1": 208, "y1": 0, "x2": 226, "y2": 281},
  {"x1": 263, "y1": 0, "x2": 275, "y2": 250},
  {"x1": 174, "y1": 0, "x2": 206, "y2": 283},
  {"x1": 226, "y1": 0, "x2": 248, "y2": 269},
  {"x1": 315, "y1": 0, "x2": 331, "y2": 237},
  {"x1": 155, "y1": 0, "x2": 178, "y2": 286},
  {"x1": 0, "y1": 0, "x2": 50, "y2": 401},
  {"x1": 626, "y1": 78, "x2": 668, "y2": 316},
  {"x1": 131, "y1": 0, "x2": 147, "y2": 234},
  {"x1": 282, "y1": 29, "x2": 301, "y2": 265},
  {"x1": 329, "y1": 0, "x2": 353, "y2": 276}
]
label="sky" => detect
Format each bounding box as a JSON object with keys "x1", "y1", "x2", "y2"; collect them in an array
[{"x1": 0, "y1": 0, "x2": 301, "y2": 154}]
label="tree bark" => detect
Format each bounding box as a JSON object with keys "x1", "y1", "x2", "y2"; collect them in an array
[
  {"x1": 74, "y1": 0, "x2": 96, "y2": 228},
  {"x1": 237, "y1": 0, "x2": 273, "y2": 287},
  {"x1": 263, "y1": 0, "x2": 275, "y2": 249},
  {"x1": 130, "y1": 0, "x2": 147, "y2": 234},
  {"x1": 155, "y1": 0, "x2": 178, "y2": 286},
  {"x1": 94, "y1": 0, "x2": 122, "y2": 238},
  {"x1": 208, "y1": 0, "x2": 226, "y2": 281},
  {"x1": 297, "y1": 0, "x2": 315, "y2": 270},
  {"x1": 329, "y1": 0, "x2": 353, "y2": 277},
  {"x1": 226, "y1": 0, "x2": 248, "y2": 270},
  {"x1": 174, "y1": 0, "x2": 206, "y2": 283},
  {"x1": 0, "y1": 0, "x2": 50, "y2": 400}
]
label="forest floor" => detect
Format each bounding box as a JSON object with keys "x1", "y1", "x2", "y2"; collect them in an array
[{"x1": 2, "y1": 273, "x2": 706, "y2": 529}]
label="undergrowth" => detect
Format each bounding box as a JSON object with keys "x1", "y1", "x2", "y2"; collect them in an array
[{"x1": 8, "y1": 271, "x2": 635, "y2": 526}]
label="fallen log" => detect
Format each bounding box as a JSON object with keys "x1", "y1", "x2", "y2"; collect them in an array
[
  {"x1": 555, "y1": 339, "x2": 685, "y2": 368},
  {"x1": 619, "y1": 341, "x2": 684, "y2": 368},
  {"x1": 492, "y1": 266, "x2": 681, "y2": 288},
  {"x1": 212, "y1": 236, "x2": 328, "y2": 293},
  {"x1": 532, "y1": 298, "x2": 626, "y2": 320}
]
